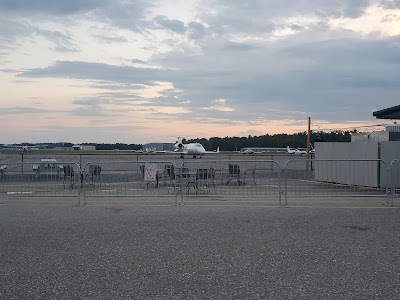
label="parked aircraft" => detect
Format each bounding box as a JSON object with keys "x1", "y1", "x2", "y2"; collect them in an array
[
  {"x1": 144, "y1": 146, "x2": 157, "y2": 154},
  {"x1": 287, "y1": 145, "x2": 315, "y2": 156},
  {"x1": 241, "y1": 149, "x2": 255, "y2": 154},
  {"x1": 174, "y1": 137, "x2": 219, "y2": 158},
  {"x1": 286, "y1": 146, "x2": 307, "y2": 155},
  {"x1": 240, "y1": 149, "x2": 265, "y2": 154}
]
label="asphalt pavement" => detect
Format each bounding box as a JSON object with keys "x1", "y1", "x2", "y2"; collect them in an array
[{"x1": 1, "y1": 203, "x2": 399, "y2": 299}]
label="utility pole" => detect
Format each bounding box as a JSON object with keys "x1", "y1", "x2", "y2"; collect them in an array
[
  {"x1": 307, "y1": 117, "x2": 311, "y2": 171},
  {"x1": 307, "y1": 117, "x2": 311, "y2": 159}
]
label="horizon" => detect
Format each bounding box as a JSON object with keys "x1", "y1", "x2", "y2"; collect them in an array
[{"x1": 0, "y1": 128, "x2": 374, "y2": 146}]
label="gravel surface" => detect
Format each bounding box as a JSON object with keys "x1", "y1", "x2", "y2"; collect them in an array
[{"x1": 1, "y1": 204, "x2": 399, "y2": 299}]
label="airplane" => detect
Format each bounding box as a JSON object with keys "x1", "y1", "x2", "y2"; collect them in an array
[
  {"x1": 144, "y1": 146, "x2": 157, "y2": 154},
  {"x1": 287, "y1": 144, "x2": 315, "y2": 156},
  {"x1": 174, "y1": 137, "x2": 220, "y2": 158},
  {"x1": 241, "y1": 149, "x2": 255, "y2": 154},
  {"x1": 240, "y1": 149, "x2": 265, "y2": 154},
  {"x1": 286, "y1": 146, "x2": 307, "y2": 155}
]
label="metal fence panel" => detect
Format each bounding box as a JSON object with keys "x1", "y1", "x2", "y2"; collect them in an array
[
  {"x1": 284, "y1": 159, "x2": 389, "y2": 205},
  {"x1": 389, "y1": 160, "x2": 400, "y2": 206},
  {"x1": 180, "y1": 160, "x2": 282, "y2": 206},
  {"x1": 0, "y1": 162, "x2": 81, "y2": 198},
  {"x1": 0, "y1": 158, "x2": 394, "y2": 207},
  {"x1": 82, "y1": 161, "x2": 179, "y2": 205}
]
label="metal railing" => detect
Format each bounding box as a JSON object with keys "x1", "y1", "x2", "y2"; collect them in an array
[
  {"x1": 0, "y1": 162, "x2": 81, "y2": 199},
  {"x1": 180, "y1": 160, "x2": 282, "y2": 206},
  {"x1": 284, "y1": 159, "x2": 389, "y2": 206},
  {"x1": 0, "y1": 158, "x2": 396, "y2": 207},
  {"x1": 389, "y1": 159, "x2": 400, "y2": 206},
  {"x1": 81, "y1": 161, "x2": 179, "y2": 206}
]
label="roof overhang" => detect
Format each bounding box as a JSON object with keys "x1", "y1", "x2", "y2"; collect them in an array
[{"x1": 373, "y1": 105, "x2": 400, "y2": 119}]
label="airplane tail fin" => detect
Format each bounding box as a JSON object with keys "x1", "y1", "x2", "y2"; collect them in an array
[{"x1": 216, "y1": 147, "x2": 220, "y2": 153}]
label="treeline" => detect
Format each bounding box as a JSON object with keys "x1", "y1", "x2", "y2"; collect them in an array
[
  {"x1": 38, "y1": 131, "x2": 352, "y2": 151},
  {"x1": 186, "y1": 131, "x2": 352, "y2": 151}
]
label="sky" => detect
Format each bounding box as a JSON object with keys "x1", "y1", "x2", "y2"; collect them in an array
[{"x1": 1, "y1": 0, "x2": 400, "y2": 144}]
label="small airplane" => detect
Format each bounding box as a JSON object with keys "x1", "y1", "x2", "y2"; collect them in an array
[
  {"x1": 241, "y1": 149, "x2": 255, "y2": 154},
  {"x1": 144, "y1": 146, "x2": 157, "y2": 154},
  {"x1": 286, "y1": 146, "x2": 307, "y2": 155},
  {"x1": 240, "y1": 149, "x2": 265, "y2": 154},
  {"x1": 287, "y1": 144, "x2": 315, "y2": 156},
  {"x1": 174, "y1": 137, "x2": 219, "y2": 158}
]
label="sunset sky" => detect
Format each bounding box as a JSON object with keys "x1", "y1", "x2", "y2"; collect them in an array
[{"x1": 1, "y1": 0, "x2": 400, "y2": 144}]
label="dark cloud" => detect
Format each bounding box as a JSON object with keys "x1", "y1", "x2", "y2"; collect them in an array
[
  {"x1": 0, "y1": 0, "x2": 104, "y2": 15},
  {"x1": 187, "y1": 22, "x2": 206, "y2": 40},
  {"x1": 131, "y1": 59, "x2": 148, "y2": 64},
  {"x1": 0, "y1": 0, "x2": 156, "y2": 32},
  {"x1": 153, "y1": 16, "x2": 186, "y2": 33},
  {"x1": 0, "y1": 18, "x2": 77, "y2": 53},
  {"x1": 380, "y1": 0, "x2": 400, "y2": 9},
  {"x1": 150, "y1": 16, "x2": 206, "y2": 40},
  {"x1": 0, "y1": 106, "x2": 50, "y2": 114},
  {"x1": 198, "y1": 0, "x2": 374, "y2": 37},
  {"x1": 18, "y1": 61, "x2": 168, "y2": 84}
]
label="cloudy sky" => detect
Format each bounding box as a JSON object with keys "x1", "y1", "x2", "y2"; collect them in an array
[{"x1": 1, "y1": 0, "x2": 400, "y2": 144}]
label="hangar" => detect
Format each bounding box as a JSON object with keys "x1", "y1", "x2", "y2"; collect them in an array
[{"x1": 373, "y1": 104, "x2": 400, "y2": 120}]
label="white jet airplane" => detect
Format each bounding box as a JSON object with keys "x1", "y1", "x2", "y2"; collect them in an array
[
  {"x1": 286, "y1": 146, "x2": 307, "y2": 155},
  {"x1": 174, "y1": 137, "x2": 220, "y2": 158}
]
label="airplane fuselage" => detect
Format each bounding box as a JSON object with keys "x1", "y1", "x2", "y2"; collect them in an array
[
  {"x1": 176, "y1": 143, "x2": 206, "y2": 157},
  {"x1": 173, "y1": 138, "x2": 219, "y2": 158}
]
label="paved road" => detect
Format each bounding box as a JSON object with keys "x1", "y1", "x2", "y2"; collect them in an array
[{"x1": 1, "y1": 203, "x2": 399, "y2": 299}]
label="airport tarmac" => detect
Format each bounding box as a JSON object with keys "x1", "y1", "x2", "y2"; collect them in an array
[
  {"x1": 0, "y1": 152, "x2": 302, "y2": 168},
  {"x1": 0, "y1": 203, "x2": 399, "y2": 299}
]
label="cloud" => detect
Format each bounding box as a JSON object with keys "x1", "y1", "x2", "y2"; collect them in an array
[
  {"x1": 0, "y1": 106, "x2": 52, "y2": 114},
  {"x1": 153, "y1": 16, "x2": 186, "y2": 33},
  {"x1": 17, "y1": 61, "x2": 168, "y2": 83},
  {"x1": 92, "y1": 33, "x2": 128, "y2": 44},
  {"x1": 2, "y1": 0, "x2": 400, "y2": 143}
]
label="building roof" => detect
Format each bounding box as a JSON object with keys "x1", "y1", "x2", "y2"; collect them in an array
[{"x1": 373, "y1": 105, "x2": 400, "y2": 119}]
